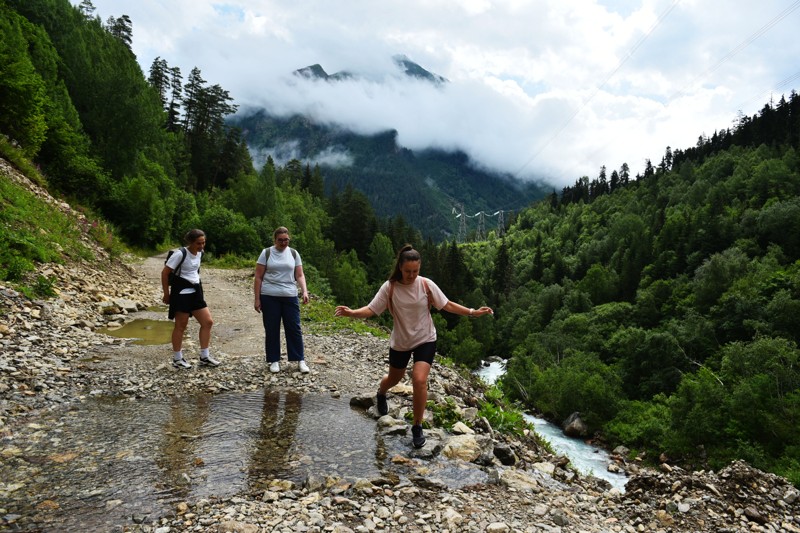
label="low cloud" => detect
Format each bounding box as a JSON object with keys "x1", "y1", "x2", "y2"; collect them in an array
[{"x1": 84, "y1": 0, "x2": 800, "y2": 187}]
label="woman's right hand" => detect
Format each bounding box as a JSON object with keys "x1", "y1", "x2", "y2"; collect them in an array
[
  {"x1": 334, "y1": 306, "x2": 350, "y2": 317},
  {"x1": 254, "y1": 298, "x2": 261, "y2": 313}
]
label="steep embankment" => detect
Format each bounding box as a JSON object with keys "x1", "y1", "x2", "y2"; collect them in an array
[{"x1": 1, "y1": 160, "x2": 799, "y2": 532}]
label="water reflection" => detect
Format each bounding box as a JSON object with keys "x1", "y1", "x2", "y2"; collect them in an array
[
  {"x1": 155, "y1": 394, "x2": 212, "y2": 498},
  {"x1": 1, "y1": 385, "x2": 513, "y2": 531},
  {"x1": 248, "y1": 390, "x2": 302, "y2": 488},
  {"x1": 0, "y1": 391, "x2": 382, "y2": 530}
]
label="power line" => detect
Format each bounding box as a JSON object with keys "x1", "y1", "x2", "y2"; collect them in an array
[
  {"x1": 452, "y1": 208, "x2": 514, "y2": 242},
  {"x1": 548, "y1": 3, "x2": 800, "y2": 187},
  {"x1": 735, "y1": 69, "x2": 800, "y2": 113},
  {"x1": 513, "y1": 0, "x2": 682, "y2": 178},
  {"x1": 668, "y1": 0, "x2": 800, "y2": 103}
]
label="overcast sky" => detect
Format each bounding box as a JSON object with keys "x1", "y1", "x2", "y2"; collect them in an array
[{"x1": 75, "y1": 0, "x2": 800, "y2": 188}]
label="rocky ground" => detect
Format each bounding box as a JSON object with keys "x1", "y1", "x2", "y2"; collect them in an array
[{"x1": 2, "y1": 164, "x2": 800, "y2": 532}]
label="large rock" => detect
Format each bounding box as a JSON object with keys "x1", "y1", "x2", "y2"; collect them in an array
[{"x1": 562, "y1": 411, "x2": 589, "y2": 438}]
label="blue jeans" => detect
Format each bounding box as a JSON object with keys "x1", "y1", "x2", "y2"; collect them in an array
[{"x1": 260, "y1": 294, "x2": 304, "y2": 363}]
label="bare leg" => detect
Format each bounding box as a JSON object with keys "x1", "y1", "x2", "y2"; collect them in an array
[
  {"x1": 378, "y1": 366, "x2": 407, "y2": 394},
  {"x1": 172, "y1": 312, "x2": 190, "y2": 351},
  {"x1": 192, "y1": 307, "x2": 214, "y2": 349},
  {"x1": 410, "y1": 361, "x2": 432, "y2": 425}
]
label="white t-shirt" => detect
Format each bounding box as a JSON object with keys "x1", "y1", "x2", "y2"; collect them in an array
[
  {"x1": 166, "y1": 248, "x2": 202, "y2": 294},
  {"x1": 257, "y1": 246, "x2": 302, "y2": 297},
  {"x1": 367, "y1": 277, "x2": 447, "y2": 351}
]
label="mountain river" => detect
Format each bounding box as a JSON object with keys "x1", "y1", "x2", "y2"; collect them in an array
[{"x1": 475, "y1": 360, "x2": 628, "y2": 492}]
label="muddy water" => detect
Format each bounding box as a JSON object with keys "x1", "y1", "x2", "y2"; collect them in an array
[
  {"x1": 97, "y1": 319, "x2": 175, "y2": 346},
  {"x1": 1, "y1": 390, "x2": 485, "y2": 531}
]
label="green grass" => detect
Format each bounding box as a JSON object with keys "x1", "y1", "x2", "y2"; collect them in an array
[
  {"x1": 205, "y1": 253, "x2": 254, "y2": 269},
  {"x1": 0, "y1": 136, "x2": 47, "y2": 188},
  {"x1": 0, "y1": 142, "x2": 130, "y2": 296},
  {"x1": 301, "y1": 297, "x2": 389, "y2": 337},
  {"x1": 1, "y1": 166, "x2": 91, "y2": 283}
]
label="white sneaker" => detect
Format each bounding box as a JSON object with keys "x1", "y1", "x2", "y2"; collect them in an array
[
  {"x1": 200, "y1": 354, "x2": 220, "y2": 367},
  {"x1": 298, "y1": 360, "x2": 310, "y2": 373},
  {"x1": 172, "y1": 357, "x2": 192, "y2": 369},
  {"x1": 269, "y1": 362, "x2": 280, "y2": 373}
]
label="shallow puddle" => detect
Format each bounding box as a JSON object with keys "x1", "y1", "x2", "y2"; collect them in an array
[
  {"x1": 0, "y1": 390, "x2": 487, "y2": 531},
  {"x1": 98, "y1": 319, "x2": 175, "y2": 345}
]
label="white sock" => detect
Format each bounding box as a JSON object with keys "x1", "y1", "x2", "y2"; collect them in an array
[
  {"x1": 173, "y1": 351, "x2": 183, "y2": 361},
  {"x1": 200, "y1": 348, "x2": 209, "y2": 358}
]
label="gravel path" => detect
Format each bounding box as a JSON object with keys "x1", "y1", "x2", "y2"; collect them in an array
[{"x1": 86, "y1": 254, "x2": 392, "y2": 401}]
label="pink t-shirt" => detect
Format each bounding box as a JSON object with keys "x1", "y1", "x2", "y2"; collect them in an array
[{"x1": 368, "y1": 277, "x2": 448, "y2": 351}]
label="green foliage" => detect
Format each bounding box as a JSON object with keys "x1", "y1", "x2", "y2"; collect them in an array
[
  {"x1": 31, "y1": 274, "x2": 57, "y2": 297},
  {"x1": 330, "y1": 249, "x2": 371, "y2": 307},
  {"x1": 0, "y1": 6, "x2": 48, "y2": 158},
  {"x1": 428, "y1": 397, "x2": 462, "y2": 431},
  {"x1": 477, "y1": 386, "x2": 531, "y2": 437},
  {"x1": 0, "y1": 160, "x2": 95, "y2": 284},
  {"x1": 299, "y1": 293, "x2": 381, "y2": 336},
  {"x1": 526, "y1": 351, "x2": 623, "y2": 429},
  {"x1": 367, "y1": 233, "x2": 394, "y2": 283},
  {"x1": 199, "y1": 204, "x2": 260, "y2": 256},
  {"x1": 605, "y1": 396, "x2": 671, "y2": 450},
  {"x1": 106, "y1": 175, "x2": 171, "y2": 247}
]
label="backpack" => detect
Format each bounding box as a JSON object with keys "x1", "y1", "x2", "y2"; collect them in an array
[
  {"x1": 262, "y1": 246, "x2": 298, "y2": 273},
  {"x1": 165, "y1": 247, "x2": 187, "y2": 286},
  {"x1": 386, "y1": 278, "x2": 434, "y2": 318}
]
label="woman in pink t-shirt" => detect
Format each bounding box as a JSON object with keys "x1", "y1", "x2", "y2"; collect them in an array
[{"x1": 335, "y1": 244, "x2": 493, "y2": 448}]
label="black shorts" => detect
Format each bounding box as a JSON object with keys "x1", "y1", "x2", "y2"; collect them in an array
[
  {"x1": 388, "y1": 341, "x2": 436, "y2": 369},
  {"x1": 169, "y1": 290, "x2": 207, "y2": 318}
]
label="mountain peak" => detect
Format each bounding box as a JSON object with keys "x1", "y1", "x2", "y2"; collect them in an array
[
  {"x1": 293, "y1": 56, "x2": 447, "y2": 85},
  {"x1": 391, "y1": 55, "x2": 448, "y2": 85}
]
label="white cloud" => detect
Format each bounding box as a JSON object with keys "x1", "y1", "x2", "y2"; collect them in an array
[{"x1": 80, "y1": 0, "x2": 800, "y2": 187}]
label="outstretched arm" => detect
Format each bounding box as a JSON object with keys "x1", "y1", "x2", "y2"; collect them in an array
[
  {"x1": 442, "y1": 300, "x2": 493, "y2": 317},
  {"x1": 334, "y1": 305, "x2": 377, "y2": 319}
]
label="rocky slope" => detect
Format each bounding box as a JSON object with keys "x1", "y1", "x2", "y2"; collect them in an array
[{"x1": 1, "y1": 162, "x2": 799, "y2": 532}]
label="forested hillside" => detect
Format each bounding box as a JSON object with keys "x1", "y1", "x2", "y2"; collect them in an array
[
  {"x1": 0, "y1": 0, "x2": 427, "y2": 307},
  {"x1": 462, "y1": 93, "x2": 800, "y2": 484},
  {"x1": 231, "y1": 110, "x2": 548, "y2": 240}
]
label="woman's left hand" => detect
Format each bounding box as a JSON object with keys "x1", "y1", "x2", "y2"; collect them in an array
[{"x1": 472, "y1": 306, "x2": 494, "y2": 317}]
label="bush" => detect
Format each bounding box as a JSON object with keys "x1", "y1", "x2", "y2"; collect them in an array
[
  {"x1": 200, "y1": 204, "x2": 260, "y2": 256},
  {"x1": 605, "y1": 396, "x2": 671, "y2": 449},
  {"x1": 477, "y1": 385, "x2": 531, "y2": 437}
]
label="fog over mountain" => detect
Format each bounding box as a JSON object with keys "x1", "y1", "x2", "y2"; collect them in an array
[
  {"x1": 79, "y1": 0, "x2": 800, "y2": 187},
  {"x1": 238, "y1": 56, "x2": 538, "y2": 180}
]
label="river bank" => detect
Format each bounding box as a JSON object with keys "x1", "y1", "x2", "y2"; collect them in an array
[{"x1": 2, "y1": 164, "x2": 799, "y2": 532}]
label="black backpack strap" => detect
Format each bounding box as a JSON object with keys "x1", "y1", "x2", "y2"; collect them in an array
[
  {"x1": 174, "y1": 247, "x2": 187, "y2": 278},
  {"x1": 264, "y1": 247, "x2": 297, "y2": 272}
]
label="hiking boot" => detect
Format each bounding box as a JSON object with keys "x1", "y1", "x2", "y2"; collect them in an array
[
  {"x1": 298, "y1": 360, "x2": 310, "y2": 373},
  {"x1": 411, "y1": 424, "x2": 426, "y2": 448},
  {"x1": 200, "y1": 354, "x2": 221, "y2": 367},
  {"x1": 376, "y1": 392, "x2": 388, "y2": 416},
  {"x1": 172, "y1": 357, "x2": 192, "y2": 369},
  {"x1": 269, "y1": 361, "x2": 280, "y2": 373}
]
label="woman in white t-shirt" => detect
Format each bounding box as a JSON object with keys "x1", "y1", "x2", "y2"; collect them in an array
[
  {"x1": 253, "y1": 227, "x2": 310, "y2": 374},
  {"x1": 334, "y1": 244, "x2": 493, "y2": 449},
  {"x1": 161, "y1": 229, "x2": 219, "y2": 369}
]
